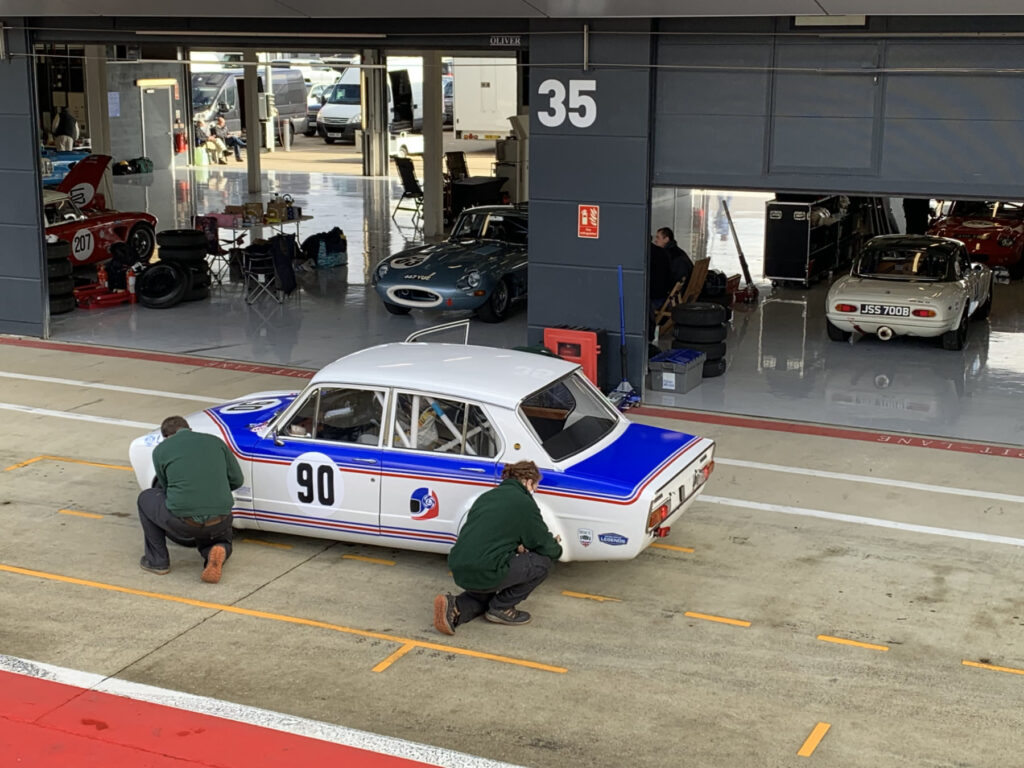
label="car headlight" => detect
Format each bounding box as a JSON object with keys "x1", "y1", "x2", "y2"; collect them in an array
[
  {"x1": 376, "y1": 262, "x2": 389, "y2": 279},
  {"x1": 465, "y1": 270, "x2": 481, "y2": 289},
  {"x1": 998, "y1": 236, "x2": 1016, "y2": 247},
  {"x1": 350, "y1": 112, "x2": 361, "y2": 126}
]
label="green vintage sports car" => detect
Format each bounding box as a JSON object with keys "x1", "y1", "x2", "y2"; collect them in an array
[{"x1": 372, "y1": 204, "x2": 528, "y2": 323}]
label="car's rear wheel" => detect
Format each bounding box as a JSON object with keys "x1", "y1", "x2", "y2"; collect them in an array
[
  {"x1": 383, "y1": 301, "x2": 410, "y2": 315},
  {"x1": 476, "y1": 279, "x2": 510, "y2": 323},
  {"x1": 128, "y1": 223, "x2": 156, "y2": 260},
  {"x1": 826, "y1": 319, "x2": 851, "y2": 342},
  {"x1": 941, "y1": 310, "x2": 969, "y2": 351}
]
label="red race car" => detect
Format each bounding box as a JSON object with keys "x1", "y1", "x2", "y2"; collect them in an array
[
  {"x1": 928, "y1": 199, "x2": 1024, "y2": 280},
  {"x1": 43, "y1": 154, "x2": 157, "y2": 266}
]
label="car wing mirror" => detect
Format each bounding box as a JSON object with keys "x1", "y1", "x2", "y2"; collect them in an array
[
  {"x1": 271, "y1": 427, "x2": 284, "y2": 446},
  {"x1": 217, "y1": 102, "x2": 229, "y2": 113}
]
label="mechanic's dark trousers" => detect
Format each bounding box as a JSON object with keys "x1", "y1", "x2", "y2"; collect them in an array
[
  {"x1": 137, "y1": 488, "x2": 233, "y2": 569},
  {"x1": 225, "y1": 136, "x2": 245, "y2": 160},
  {"x1": 452, "y1": 551, "x2": 552, "y2": 625}
]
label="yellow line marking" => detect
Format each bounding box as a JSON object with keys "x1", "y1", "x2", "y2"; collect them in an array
[
  {"x1": 241, "y1": 538, "x2": 293, "y2": 550},
  {"x1": 372, "y1": 642, "x2": 416, "y2": 673},
  {"x1": 58, "y1": 509, "x2": 104, "y2": 520},
  {"x1": 649, "y1": 542, "x2": 695, "y2": 553},
  {"x1": 4, "y1": 455, "x2": 133, "y2": 472},
  {"x1": 342, "y1": 554, "x2": 396, "y2": 566},
  {"x1": 797, "y1": 722, "x2": 831, "y2": 757},
  {"x1": 561, "y1": 590, "x2": 621, "y2": 603},
  {"x1": 0, "y1": 563, "x2": 567, "y2": 674},
  {"x1": 962, "y1": 659, "x2": 1024, "y2": 676},
  {"x1": 817, "y1": 635, "x2": 889, "y2": 652},
  {"x1": 684, "y1": 611, "x2": 751, "y2": 628}
]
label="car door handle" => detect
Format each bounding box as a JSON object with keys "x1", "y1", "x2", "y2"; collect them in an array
[
  {"x1": 460, "y1": 467, "x2": 487, "y2": 473},
  {"x1": 351, "y1": 457, "x2": 378, "y2": 464}
]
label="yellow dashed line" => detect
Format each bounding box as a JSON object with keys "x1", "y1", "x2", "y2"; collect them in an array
[
  {"x1": 649, "y1": 542, "x2": 695, "y2": 553},
  {"x1": 241, "y1": 538, "x2": 293, "y2": 550},
  {"x1": 562, "y1": 590, "x2": 621, "y2": 603},
  {"x1": 818, "y1": 635, "x2": 889, "y2": 652},
  {"x1": 5, "y1": 455, "x2": 133, "y2": 472},
  {"x1": 342, "y1": 554, "x2": 396, "y2": 566},
  {"x1": 0, "y1": 563, "x2": 567, "y2": 674},
  {"x1": 962, "y1": 659, "x2": 1024, "y2": 676},
  {"x1": 58, "y1": 509, "x2": 104, "y2": 520},
  {"x1": 797, "y1": 722, "x2": 831, "y2": 757},
  {"x1": 684, "y1": 611, "x2": 751, "y2": 628},
  {"x1": 372, "y1": 643, "x2": 416, "y2": 673}
]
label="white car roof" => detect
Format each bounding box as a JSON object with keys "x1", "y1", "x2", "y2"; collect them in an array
[{"x1": 311, "y1": 343, "x2": 580, "y2": 409}]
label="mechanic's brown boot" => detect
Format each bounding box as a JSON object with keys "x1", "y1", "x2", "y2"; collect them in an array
[
  {"x1": 201, "y1": 545, "x2": 227, "y2": 583},
  {"x1": 433, "y1": 593, "x2": 459, "y2": 635}
]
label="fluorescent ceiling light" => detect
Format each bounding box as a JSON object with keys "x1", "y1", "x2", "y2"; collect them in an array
[
  {"x1": 793, "y1": 14, "x2": 867, "y2": 26},
  {"x1": 135, "y1": 30, "x2": 385, "y2": 38},
  {"x1": 135, "y1": 77, "x2": 178, "y2": 86}
]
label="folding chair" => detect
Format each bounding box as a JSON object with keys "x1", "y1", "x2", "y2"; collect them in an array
[
  {"x1": 240, "y1": 245, "x2": 282, "y2": 305},
  {"x1": 193, "y1": 214, "x2": 244, "y2": 285},
  {"x1": 653, "y1": 258, "x2": 711, "y2": 337},
  {"x1": 392, "y1": 156, "x2": 424, "y2": 232},
  {"x1": 444, "y1": 151, "x2": 469, "y2": 182}
]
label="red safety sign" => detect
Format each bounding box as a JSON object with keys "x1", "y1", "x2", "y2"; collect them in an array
[{"x1": 578, "y1": 204, "x2": 599, "y2": 239}]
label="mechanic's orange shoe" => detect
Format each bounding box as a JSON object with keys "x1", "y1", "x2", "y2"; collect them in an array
[{"x1": 201, "y1": 545, "x2": 227, "y2": 584}]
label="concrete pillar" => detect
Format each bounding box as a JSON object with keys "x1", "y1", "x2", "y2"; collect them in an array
[
  {"x1": 242, "y1": 49, "x2": 262, "y2": 194},
  {"x1": 421, "y1": 52, "x2": 444, "y2": 238},
  {"x1": 361, "y1": 49, "x2": 388, "y2": 178},
  {"x1": 83, "y1": 44, "x2": 114, "y2": 205}
]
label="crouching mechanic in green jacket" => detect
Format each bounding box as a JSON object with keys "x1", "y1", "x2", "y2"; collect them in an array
[{"x1": 434, "y1": 460, "x2": 562, "y2": 634}]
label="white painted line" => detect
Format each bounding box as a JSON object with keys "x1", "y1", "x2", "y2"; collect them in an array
[
  {"x1": 0, "y1": 654, "x2": 521, "y2": 768},
  {"x1": 702, "y1": 495, "x2": 1024, "y2": 549},
  {"x1": 715, "y1": 457, "x2": 1024, "y2": 506},
  {"x1": 0, "y1": 371, "x2": 221, "y2": 403},
  {"x1": 0, "y1": 402, "x2": 155, "y2": 430}
]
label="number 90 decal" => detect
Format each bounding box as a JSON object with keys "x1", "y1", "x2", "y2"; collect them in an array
[{"x1": 287, "y1": 452, "x2": 342, "y2": 507}]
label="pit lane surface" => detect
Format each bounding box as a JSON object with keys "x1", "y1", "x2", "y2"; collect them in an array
[{"x1": 1, "y1": 338, "x2": 1023, "y2": 767}]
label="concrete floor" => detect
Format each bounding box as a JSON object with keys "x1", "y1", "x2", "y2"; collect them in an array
[{"x1": 2, "y1": 341, "x2": 1024, "y2": 767}]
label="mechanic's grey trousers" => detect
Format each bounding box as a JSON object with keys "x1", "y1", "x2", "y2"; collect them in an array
[
  {"x1": 137, "y1": 487, "x2": 233, "y2": 569},
  {"x1": 453, "y1": 550, "x2": 552, "y2": 623}
]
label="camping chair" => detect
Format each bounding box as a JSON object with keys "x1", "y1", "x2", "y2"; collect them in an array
[
  {"x1": 392, "y1": 156, "x2": 424, "y2": 232},
  {"x1": 444, "y1": 151, "x2": 469, "y2": 182},
  {"x1": 193, "y1": 214, "x2": 245, "y2": 285},
  {"x1": 240, "y1": 244, "x2": 282, "y2": 304},
  {"x1": 652, "y1": 257, "x2": 711, "y2": 337}
]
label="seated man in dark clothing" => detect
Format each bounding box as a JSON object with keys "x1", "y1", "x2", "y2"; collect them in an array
[
  {"x1": 211, "y1": 116, "x2": 246, "y2": 162},
  {"x1": 654, "y1": 227, "x2": 693, "y2": 288},
  {"x1": 648, "y1": 241, "x2": 674, "y2": 339}
]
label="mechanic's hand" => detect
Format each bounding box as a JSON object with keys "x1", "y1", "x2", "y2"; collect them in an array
[
  {"x1": 516, "y1": 544, "x2": 526, "y2": 554},
  {"x1": 555, "y1": 535, "x2": 562, "y2": 543}
]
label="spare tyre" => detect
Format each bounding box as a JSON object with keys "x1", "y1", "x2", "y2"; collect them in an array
[
  {"x1": 47, "y1": 258, "x2": 74, "y2": 279},
  {"x1": 137, "y1": 262, "x2": 191, "y2": 309},
  {"x1": 670, "y1": 339, "x2": 727, "y2": 361},
  {"x1": 670, "y1": 301, "x2": 728, "y2": 327},
  {"x1": 673, "y1": 323, "x2": 728, "y2": 344},
  {"x1": 49, "y1": 295, "x2": 76, "y2": 315},
  {"x1": 156, "y1": 229, "x2": 207, "y2": 250},
  {"x1": 157, "y1": 245, "x2": 207, "y2": 265},
  {"x1": 48, "y1": 276, "x2": 75, "y2": 296},
  {"x1": 47, "y1": 240, "x2": 72, "y2": 262},
  {"x1": 703, "y1": 357, "x2": 727, "y2": 378}
]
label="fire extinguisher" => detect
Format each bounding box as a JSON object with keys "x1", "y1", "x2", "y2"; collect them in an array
[
  {"x1": 126, "y1": 266, "x2": 138, "y2": 302},
  {"x1": 173, "y1": 130, "x2": 188, "y2": 154},
  {"x1": 96, "y1": 263, "x2": 108, "y2": 290}
]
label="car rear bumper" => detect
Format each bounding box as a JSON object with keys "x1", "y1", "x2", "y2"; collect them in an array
[{"x1": 826, "y1": 312, "x2": 954, "y2": 338}]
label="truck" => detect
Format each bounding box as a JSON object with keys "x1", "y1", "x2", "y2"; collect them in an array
[{"x1": 452, "y1": 56, "x2": 519, "y2": 140}]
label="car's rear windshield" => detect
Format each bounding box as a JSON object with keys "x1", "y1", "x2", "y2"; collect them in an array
[
  {"x1": 854, "y1": 246, "x2": 949, "y2": 281},
  {"x1": 949, "y1": 200, "x2": 1024, "y2": 219},
  {"x1": 518, "y1": 372, "x2": 618, "y2": 462},
  {"x1": 326, "y1": 83, "x2": 360, "y2": 105}
]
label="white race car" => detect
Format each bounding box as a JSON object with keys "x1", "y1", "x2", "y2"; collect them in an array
[
  {"x1": 128, "y1": 343, "x2": 715, "y2": 562},
  {"x1": 825, "y1": 235, "x2": 993, "y2": 351}
]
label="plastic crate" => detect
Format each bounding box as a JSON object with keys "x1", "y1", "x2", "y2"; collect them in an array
[{"x1": 646, "y1": 349, "x2": 705, "y2": 394}]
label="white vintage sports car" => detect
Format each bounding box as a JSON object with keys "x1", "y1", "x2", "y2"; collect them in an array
[
  {"x1": 128, "y1": 343, "x2": 715, "y2": 562},
  {"x1": 825, "y1": 235, "x2": 993, "y2": 351}
]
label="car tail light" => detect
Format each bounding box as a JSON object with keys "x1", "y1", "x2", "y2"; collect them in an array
[
  {"x1": 912, "y1": 309, "x2": 936, "y2": 317},
  {"x1": 647, "y1": 502, "x2": 669, "y2": 531},
  {"x1": 835, "y1": 303, "x2": 857, "y2": 313}
]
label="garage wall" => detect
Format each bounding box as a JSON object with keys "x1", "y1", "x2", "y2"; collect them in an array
[
  {"x1": 527, "y1": 20, "x2": 655, "y2": 392},
  {"x1": 653, "y1": 18, "x2": 1024, "y2": 200},
  {"x1": 107, "y1": 61, "x2": 186, "y2": 164},
  {"x1": 0, "y1": 18, "x2": 47, "y2": 337}
]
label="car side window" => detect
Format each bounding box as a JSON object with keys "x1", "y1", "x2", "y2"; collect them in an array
[
  {"x1": 392, "y1": 392, "x2": 497, "y2": 457},
  {"x1": 283, "y1": 391, "x2": 318, "y2": 438},
  {"x1": 282, "y1": 387, "x2": 385, "y2": 445}
]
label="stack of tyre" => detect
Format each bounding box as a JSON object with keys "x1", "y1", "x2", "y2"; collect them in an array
[
  {"x1": 698, "y1": 269, "x2": 734, "y2": 321},
  {"x1": 670, "y1": 302, "x2": 729, "y2": 379},
  {"x1": 138, "y1": 229, "x2": 211, "y2": 309},
  {"x1": 46, "y1": 241, "x2": 76, "y2": 315}
]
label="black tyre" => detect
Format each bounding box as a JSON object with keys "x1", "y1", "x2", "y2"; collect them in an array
[
  {"x1": 158, "y1": 246, "x2": 207, "y2": 265},
  {"x1": 324, "y1": 137, "x2": 336, "y2": 145},
  {"x1": 383, "y1": 301, "x2": 411, "y2": 315},
  {"x1": 187, "y1": 265, "x2": 211, "y2": 288},
  {"x1": 46, "y1": 240, "x2": 72, "y2": 262},
  {"x1": 49, "y1": 295, "x2": 76, "y2": 314},
  {"x1": 670, "y1": 301, "x2": 727, "y2": 327},
  {"x1": 156, "y1": 229, "x2": 207, "y2": 250},
  {"x1": 701, "y1": 270, "x2": 727, "y2": 298},
  {"x1": 941, "y1": 311, "x2": 968, "y2": 351},
  {"x1": 137, "y1": 262, "x2": 190, "y2": 309},
  {"x1": 304, "y1": 128, "x2": 316, "y2": 137},
  {"x1": 670, "y1": 339, "x2": 727, "y2": 361},
  {"x1": 47, "y1": 258, "x2": 73, "y2": 278},
  {"x1": 48, "y1": 276, "x2": 75, "y2": 296},
  {"x1": 673, "y1": 323, "x2": 728, "y2": 344},
  {"x1": 476, "y1": 279, "x2": 511, "y2": 323},
  {"x1": 826, "y1": 319, "x2": 851, "y2": 342},
  {"x1": 703, "y1": 357, "x2": 727, "y2": 378},
  {"x1": 128, "y1": 223, "x2": 156, "y2": 260},
  {"x1": 974, "y1": 289, "x2": 992, "y2": 320}
]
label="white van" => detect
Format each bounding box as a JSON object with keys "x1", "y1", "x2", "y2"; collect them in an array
[
  {"x1": 316, "y1": 56, "x2": 423, "y2": 144},
  {"x1": 192, "y1": 66, "x2": 307, "y2": 142}
]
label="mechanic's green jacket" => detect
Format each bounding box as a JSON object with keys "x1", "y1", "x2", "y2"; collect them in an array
[
  {"x1": 153, "y1": 429, "x2": 244, "y2": 520},
  {"x1": 448, "y1": 478, "x2": 563, "y2": 590}
]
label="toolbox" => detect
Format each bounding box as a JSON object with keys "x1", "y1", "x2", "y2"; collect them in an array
[{"x1": 646, "y1": 349, "x2": 705, "y2": 395}]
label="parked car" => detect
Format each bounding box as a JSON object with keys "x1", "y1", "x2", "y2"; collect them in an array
[
  {"x1": 40, "y1": 147, "x2": 91, "y2": 187},
  {"x1": 43, "y1": 154, "x2": 157, "y2": 266},
  {"x1": 128, "y1": 343, "x2": 716, "y2": 562},
  {"x1": 304, "y1": 83, "x2": 331, "y2": 136},
  {"x1": 825, "y1": 234, "x2": 993, "y2": 351},
  {"x1": 928, "y1": 200, "x2": 1024, "y2": 280},
  {"x1": 373, "y1": 204, "x2": 527, "y2": 322}
]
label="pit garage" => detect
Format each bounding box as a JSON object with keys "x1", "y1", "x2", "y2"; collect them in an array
[{"x1": 2, "y1": 6, "x2": 1024, "y2": 768}]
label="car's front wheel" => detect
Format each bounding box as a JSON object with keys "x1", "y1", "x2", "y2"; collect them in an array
[
  {"x1": 476, "y1": 279, "x2": 510, "y2": 323},
  {"x1": 383, "y1": 301, "x2": 410, "y2": 315},
  {"x1": 826, "y1": 319, "x2": 851, "y2": 342},
  {"x1": 941, "y1": 310, "x2": 969, "y2": 351}
]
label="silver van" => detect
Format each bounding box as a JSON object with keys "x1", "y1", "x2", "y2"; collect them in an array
[{"x1": 192, "y1": 66, "x2": 307, "y2": 142}]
